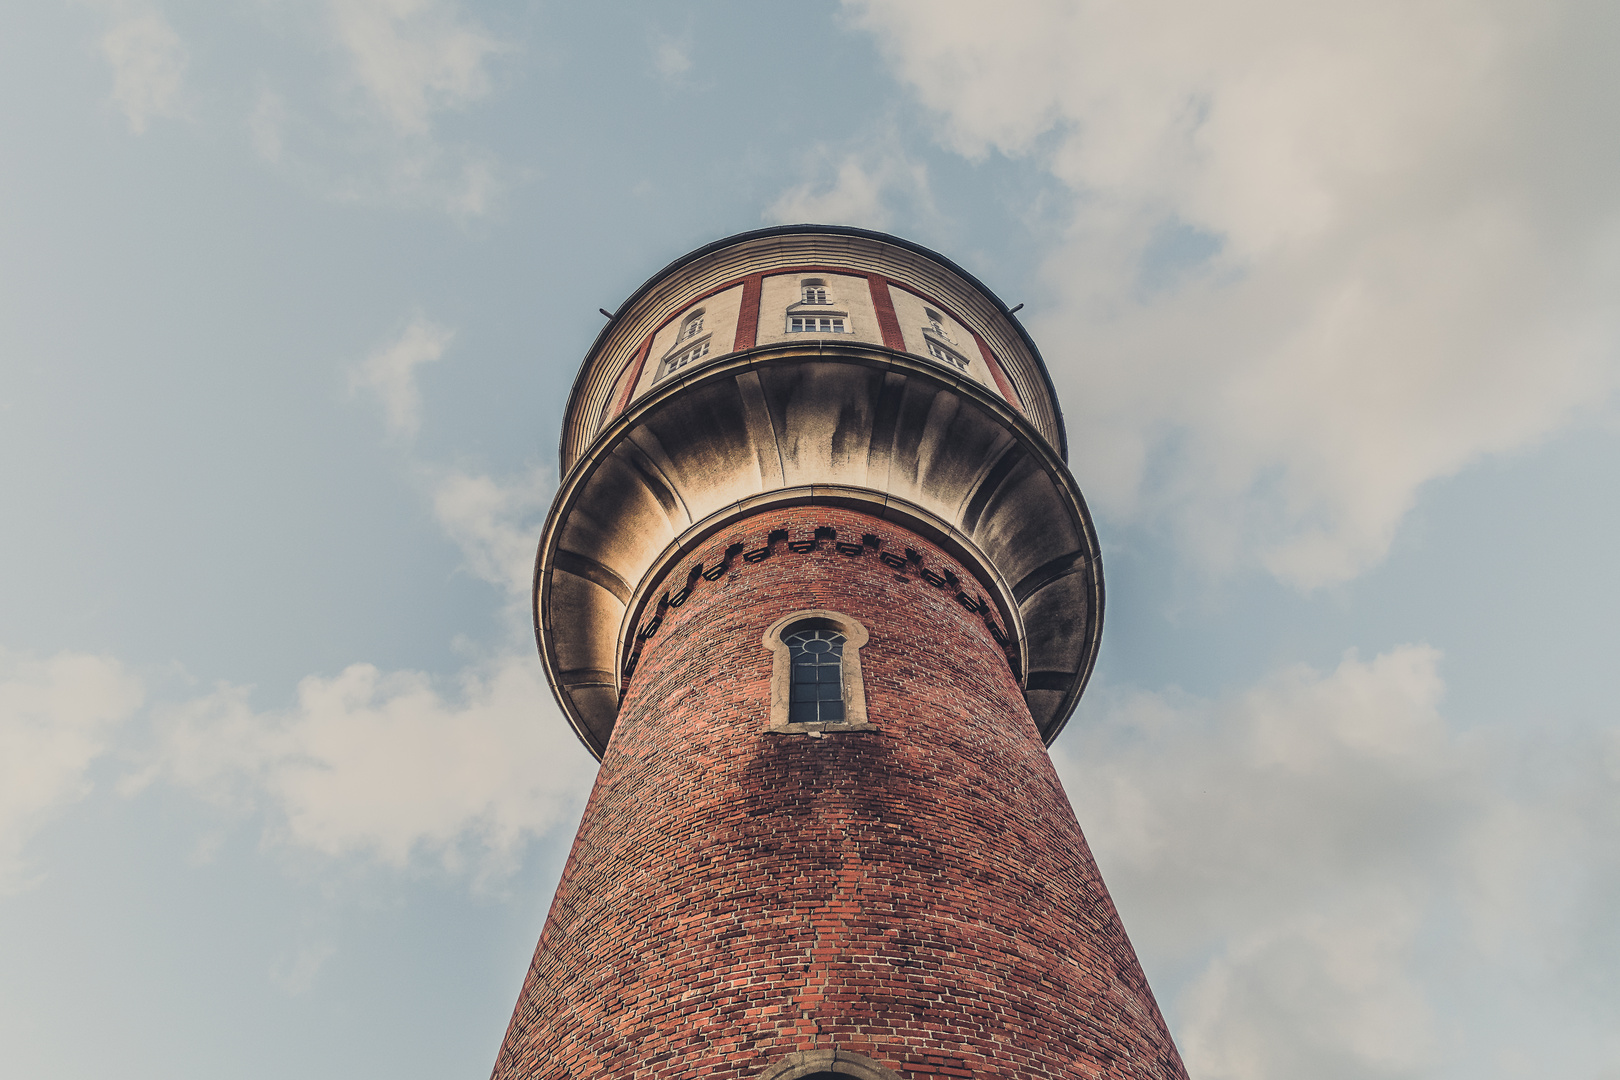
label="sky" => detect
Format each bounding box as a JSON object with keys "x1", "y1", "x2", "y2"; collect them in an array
[{"x1": 1, "y1": 2, "x2": 1617, "y2": 1078}]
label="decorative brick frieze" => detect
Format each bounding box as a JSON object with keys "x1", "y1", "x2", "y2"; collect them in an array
[{"x1": 620, "y1": 517, "x2": 1015, "y2": 690}]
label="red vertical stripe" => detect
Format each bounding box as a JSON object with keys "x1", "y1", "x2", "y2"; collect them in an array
[
  {"x1": 732, "y1": 273, "x2": 763, "y2": 351},
  {"x1": 974, "y1": 333, "x2": 1025, "y2": 413},
  {"x1": 867, "y1": 275, "x2": 906, "y2": 351},
  {"x1": 609, "y1": 332, "x2": 655, "y2": 418}
]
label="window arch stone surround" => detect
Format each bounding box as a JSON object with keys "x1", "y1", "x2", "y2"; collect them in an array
[
  {"x1": 762, "y1": 609, "x2": 872, "y2": 734},
  {"x1": 756, "y1": 1048, "x2": 905, "y2": 1080}
]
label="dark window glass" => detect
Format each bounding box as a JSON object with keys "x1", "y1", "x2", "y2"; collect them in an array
[{"x1": 785, "y1": 626, "x2": 846, "y2": 723}]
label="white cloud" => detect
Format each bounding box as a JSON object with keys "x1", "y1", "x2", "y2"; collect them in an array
[
  {"x1": 445, "y1": 152, "x2": 500, "y2": 217},
  {"x1": 347, "y1": 312, "x2": 553, "y2": 600},
  {"x1": 349, "y1": 316, "x2": 452, "y2": 438},
  {"x1": 98, "y1": 6, "x2": 187, "y2": 134},
  {"x1": 131, "y1": 651, "x2": 592, "y2": 879},
  {"x1": 247, "y1": 0, "x2": 512, "y2": 215},
  {"x1": 767, "y1": 141, "x2": 932, "y2": 230},
  {"x1": 847, "y1": 0, "x2": 1620, "y2": 587},
  {"x1": 427, "y1": 464, "x2": 553, "y2": 604},
  {"x1": 1054, "y1": 647, "x2": 1620, "y2": 1078},
  {"x1": 1179, "y1": 896, "x2": 1438, "y2": 1080},
  {"x1": 270, "y1": 940, "x2": 336, "y2": 995},
  {"x1": 249, "y1": 87, "x2": 290, "y2": 164},
  {"x1": 652, "y1": 33, "x2": 692, "y2": 81},
  {"x1": 0, "y1": 650, "x2": 144, "y2": 892},
  {"x1": 126, "y1": 331, "x2": 571, "y2": 881},
  {"x1": 326, "y1": 0, "x2": 507, "y2": 137}
]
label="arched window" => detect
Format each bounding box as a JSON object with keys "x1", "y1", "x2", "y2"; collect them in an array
[
  {"x1": 801, "y1": 279, "x2": 828, "y2": 304},
  {"x1": 785, "y1": 625, "x2": 845, "y2": 723},
  {"x1": 680, "y1": 309, "x2": 705, "y2": 340},
  {"x1": 762, "y1": 610, "x2": 871, "y2": 732},
  {"x1": 924, "y1": 307, "x2": 945, "y2": 333}
]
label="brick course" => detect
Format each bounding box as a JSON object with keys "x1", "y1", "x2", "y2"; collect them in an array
[{"x1": 493, "y1": 506, "x2": 1185, "y2": 1080}]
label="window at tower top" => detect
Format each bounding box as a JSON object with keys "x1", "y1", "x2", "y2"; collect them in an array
[
  {"x1": 783, "y1": 277, "x2": 849, "y2": 336},
  {"x1": 660, "y1": 336, "x2": 711, "y2": 379},
  {"x1": 654, "y1": 307, "x2": 714, "y2": 382},
  {"x1": 789, "y1": 315, "x2": 845, "y2": 334},
  {"x1": 926, "y1": 338, "x2": 969, "y2": 371}
]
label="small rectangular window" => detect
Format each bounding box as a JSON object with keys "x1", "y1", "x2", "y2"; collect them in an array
[
  {"x1": 789, "y1": 317, "x2": 845, "y2": 333},
  {"x1": 660, "y1": 337, "x2": 711, "y2": 379},
  {"x1": 926, "y1": 339, "x2": 968, "y2": 369}
]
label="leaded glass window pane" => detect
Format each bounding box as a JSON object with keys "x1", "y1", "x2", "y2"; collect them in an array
[{"x1": 785, "y1": 626, "x2": 846, "y2": 723}]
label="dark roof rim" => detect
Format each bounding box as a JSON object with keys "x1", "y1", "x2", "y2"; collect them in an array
[{"x1": 563, "y1": 223, "x2": 1069, "y2": 463}]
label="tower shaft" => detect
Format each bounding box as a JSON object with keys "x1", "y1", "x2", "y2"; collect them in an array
[
  {"x1": 500, "y1": 227, "x2": 1187, "y2": 1078},
  {"x1": 494, "y1": 507, "x2": 1185, "y2": 1079}
]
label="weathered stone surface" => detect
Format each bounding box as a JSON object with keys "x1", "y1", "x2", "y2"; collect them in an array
[{"x1": 537, "y1": 348, "x2": 1102, "y2": 756}]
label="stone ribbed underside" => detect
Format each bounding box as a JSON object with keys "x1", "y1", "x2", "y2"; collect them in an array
[
  {"x1": 539, "y1": 347, "x2": 1101, "y2": 756},
  {"x1": 493, "y1": 507, "x2": 1187, "y2": 1080}
]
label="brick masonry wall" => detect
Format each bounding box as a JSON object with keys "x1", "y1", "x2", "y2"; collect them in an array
[{"x1": 493, "y1": 506, "x2": 1187, "y2": 1080}]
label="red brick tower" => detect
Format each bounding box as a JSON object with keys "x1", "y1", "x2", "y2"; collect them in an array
[{"x1": 493, "y1": 227, "x2": 1187, "y2": 1080}]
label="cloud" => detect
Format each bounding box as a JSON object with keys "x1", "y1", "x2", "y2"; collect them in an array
[
  {"x1": 130, "y1": 651, "x2": 592, "y2": 879},
  {"x1": 326, "y1": 0, "x2": 507, "y2": 137},
  {"x1": 349, "y1": 316, "x2": 452, "y2": 438},
  {"x1": 111, "y1": 452, "x2": 573, "y2": 882},
  {"x1": 249, "y1": 87, "x2": 290, "y2": 164},
  {"x1": 270, "y1": 940, "x2": 336, "y2": 995},
  {"x1": 119, "y1": 324, "x2": 573, "y2": 882},
  {"x1": 1054, "y1": 646, "x2": 1620, "y2": 1078},
  {"x1": 846, "y1": 0, "x2": 1620, "y2": 587},
  {"x1": 98, "y1": 6, "x2": 187, "y2": 134},
  {"x1": 652, "y1": 32, "x2": 692, "y2": 81},
  {"x1": 247, "y1": 0, "x2": 513, "y2": 215},
  {"x1": 1178, "y1": 896, "x2": 1438, "y2": 1080},
  {"x1": 0, "y1": 650, "x2": 144, "y2": 892},
  {"x1": 426, "y1": 464, "x2": 554, "y2": 604},
  {"x1": 767, "y1": 140, "x2": 932, "y2": 230},
  {"x1": 347, "y1": 312, "x2": 554, "y2": 601}
]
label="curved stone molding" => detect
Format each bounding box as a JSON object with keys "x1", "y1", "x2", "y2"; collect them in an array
[{"x1": 535, "y1": 342, "x2": 1103, "y2": 758}]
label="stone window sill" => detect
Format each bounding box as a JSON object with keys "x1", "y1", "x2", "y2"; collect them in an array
[{"x1": 765, "y1": 721, "x2": 877, "y2": 736}]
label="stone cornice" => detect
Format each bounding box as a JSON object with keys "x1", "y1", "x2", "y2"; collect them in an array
[{"x1": 535, "y1": 342, "x2": 1102, "y2": 759}]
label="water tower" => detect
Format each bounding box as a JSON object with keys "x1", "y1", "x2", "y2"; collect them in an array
[{"x1": 492, "y1": 227, "x2": 1187, "y2": 1080}]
